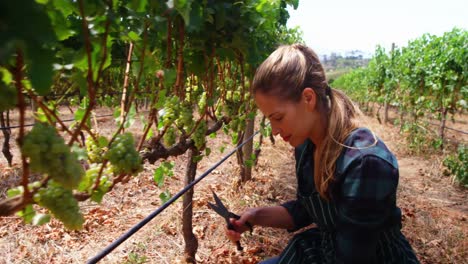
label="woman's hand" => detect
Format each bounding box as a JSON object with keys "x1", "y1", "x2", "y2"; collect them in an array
[
  {"x1": 225, "y1": 208, "x2": 257, "y2": 243},
  {"x1": 225, "y1": 206, "x2": 295, "y2": 243}
]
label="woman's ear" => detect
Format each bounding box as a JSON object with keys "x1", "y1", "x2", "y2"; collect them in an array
[{"x1": 302, "y1": 87, "x2": 317, "y2": 112}]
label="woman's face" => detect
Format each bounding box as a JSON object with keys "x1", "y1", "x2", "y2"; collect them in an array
[{"x1": 254, "y1": 89, "x2": 325, "y2": 147}]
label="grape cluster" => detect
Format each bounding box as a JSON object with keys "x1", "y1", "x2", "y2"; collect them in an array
[
  {"x1": 105, "y1": 133, "x2": 143, "y2": 175},
  {"x1": 215, "y1": 106, "x2": 223, "y2": 119},
  {"x1": 34, "y1": 181, "x2": 84, "y2": 230},
  {"x1": 162, "y1": 96, "x2": 181, "y2": 127},
  {"x1": 85, "y1": 136, "x2": 106, "y2": 163},
  {"x1": 197, "y1": 92, "x2": 207, "y2": 114},
  {"x1": 191, "y1": 121, "x2": 207, "y2": 150},
  {"x1": 0, "y1": 85, "x2": 17, "y2": 112},
  {"x1": 226, "y1": 90, "x2": 241, "y2": 103},
  {"x1": 163, "y1": 127, "x2": 176, "y2": 147},
  {"x1": 176, "y1": 104, "x2": 194, "y2": 132},
  {"x1": 78, "y1": 164, "x2": 113, "y2": 203},
  {"x1": 21, "y1": 123, "x2": 84, "y2": 189}
]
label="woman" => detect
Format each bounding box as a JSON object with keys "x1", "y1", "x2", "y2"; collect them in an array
[{"x1": 226, "y1": 44, "x2": 419, "y2": 264}]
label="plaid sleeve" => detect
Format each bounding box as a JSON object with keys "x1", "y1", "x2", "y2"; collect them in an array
[
  {"x1": 280, "y1": 200, "x2": 313, "y2": 232},
  {"x1": 335, "y1": 155, "x2": 399, "y2": 264},
  {"x1": 280, "y1": 140, "x2": 315, "y2": 232}
]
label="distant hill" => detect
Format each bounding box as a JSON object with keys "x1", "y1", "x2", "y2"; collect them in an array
[{"x1": 320, "y1": 50, "x2": 370, "y2": 82}]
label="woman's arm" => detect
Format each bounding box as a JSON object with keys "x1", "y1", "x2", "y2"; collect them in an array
[{"x1": 226, "y1": 206, "x2": 295, "y2": 242}]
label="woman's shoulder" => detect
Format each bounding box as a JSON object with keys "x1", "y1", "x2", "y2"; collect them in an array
[{"x1": 335, "y1": 127, "x2": 398, "y2": 176}]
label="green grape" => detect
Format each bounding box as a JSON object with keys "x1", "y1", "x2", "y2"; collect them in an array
[
  {"x1": 105, "y1": 133, "x2": 143, "y2": 175},
  {"x1": 34, "y1": 181, "x2": 84, "y2": 230},
  {"x1": 78, "y1": 164, "x2": 113, "y2": 203},
  {"x1": 176, "y1": 104, "x2": 194, "y2": 131},
  {"x1": 21, "y1": 123, "x2": 84, "y2": 189},
  {"x1": 163, "y1": 126, "x2": 176, "y2": 147},
  {"x1": 85, "y1": 136, "x2": 105, "y2": 163},
  {"x1": 215, "y1": 106, "x2": 223, "y2": 119},
  {"x1": 198, "y1": 92, "x2": 207, "y2": 114},
  {"x1": 226, "y1": 91, "x2": 233, "y2": 101},
  {"x1": 162, "y1": 96, "x2": 181, "y2": 127},
  {"x1": 244, "y1": 92, "x2": 251, "y2": 101},
  {"x1": 0, "y1": 84, "x2": 17, "y2": 112},
  {"x1": 191, "y1": 121, "x2": 207, "y2": 150},
  {"x1": 233, "y1": 91, "x2": 241, "y2": 102}
]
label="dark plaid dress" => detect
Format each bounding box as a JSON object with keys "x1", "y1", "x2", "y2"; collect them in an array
[{"x1": 278, "y1": 128, "x2": 420, "y2": 264}]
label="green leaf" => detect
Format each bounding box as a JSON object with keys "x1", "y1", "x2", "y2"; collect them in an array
[
  {"x1": 124, "y1": 104, "x2": 137, "y2": 128},
  {"x1": 290, "y1": 0, "x2": 299, "y2": 9},
  {"x1": 27, "y1": 48, "x2": 54, "y2": 95},
  {"x1": 163, "y1": 69, "x2": 177, "y2": 89},
  {"x1": 205, "y1": 147, "x2": 211, "y2": 156},
  {"x1": 131, "y1": 0, "x2": 147, "y2": 12},
  {"x1": 161, "y1": 161, "x2": 174, "y2": 176},
  {"x1": 146, "y1": 128, "x2": 154, "y2": 140},
  {"x1": 36, "y1": 108, "x2": 50, "y2": 123},
  {"x1": 159, "y1": 190, "x2": 171, "y2": 204},
  {"x1": 97, "y1": 136, "x2": 109, "y2": 148},
  {"x1": 153, "y1": 167, "x2": 165, "y2": 186},
  {"x1": 192, "y1": 155, "x2": 203, "y2": 163},
  {"x1": 187, "y1": 2, "x2": 203, "y2": 32},
  {"x1": 113, "y1": 108, "x2": 121, "y2": 118},
  {"x1": 128, "y1": 31, "x2": 141, "y2": 42},
  {"x1": 0, "y1": 67, "x2": 13, "y2": 84},
  {"x1": 7, "y1": 186, "x2": 23, "y2": 198},
  {"x1": 74, "y1": 107, "x2": 86, "y2": 122},
  {"x1": 32, "y1": 213, "x2": 51, "y2": 225},
  {"x1": 71, "y1": 72, "x2": 87, "y2": 95},
  {"x1": 16, "y1": 205, "x2": 36, "y2": 224},
  {"x1": 47, "y1": 9, "x2": 75, "y2": 40},
  {"x1": 91, "y1": 189, "x2": 106, "y2": 203},
  {"x1": 174, "y1": 0, "x2": 193, "y2": 25},
  {"x1": 52, "y1": 0, "x2": 76, "y2": 17}
]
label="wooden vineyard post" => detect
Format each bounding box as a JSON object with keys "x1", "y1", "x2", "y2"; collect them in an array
[
  {"x1": 120, "y1": 43, "x2": 134, "y2": 126},
  {"x1": 241, "y1": 116, "x2": 255, "y2": 182},
  {"x1": 0, "y1": 112, "x2": 13, "y2": 166},
  {"x1": 182, "y1": 147, "x2": 199, "y2": 263}
]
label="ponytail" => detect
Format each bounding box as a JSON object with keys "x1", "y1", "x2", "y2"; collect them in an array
[{"x1": 314, "y1": 88, "x2": 362, "y2": 199}]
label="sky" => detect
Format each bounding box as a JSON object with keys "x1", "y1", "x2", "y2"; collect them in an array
[{"x1": 286, "y1": 0, "x2": 468, "y2": 57}]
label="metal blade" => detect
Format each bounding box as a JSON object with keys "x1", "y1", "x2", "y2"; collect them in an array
[
  {"x1": 207, "y1": 201, "x2": 229, "y2": 220},
  {"x1": 212, "y1": 191, "x2": 230, "y2": 214}
]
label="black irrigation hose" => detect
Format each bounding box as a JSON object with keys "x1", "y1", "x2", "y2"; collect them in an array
[
  {"x1": 29, "y1": 91, "x2": 154, "y2": 99},
  {"x1": 87, "y1": 130, "x2": 260, "y2": 264},
  {"x1": 0, "y1": 111, "x2": 150, "y2": 130},
  {"x1": 0, "y1": 114, "x2": 113, "y2": 130}
]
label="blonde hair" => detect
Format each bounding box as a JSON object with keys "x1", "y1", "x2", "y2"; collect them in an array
[{"x1": 252, "y1": 44, "x2": 362, "y2": 199}]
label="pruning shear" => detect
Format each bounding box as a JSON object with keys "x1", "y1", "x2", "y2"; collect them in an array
[{"x1": 207, "y1": 191, "x2": 253, "y2": 251}]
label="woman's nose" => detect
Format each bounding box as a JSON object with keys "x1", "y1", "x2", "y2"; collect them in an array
[{"x1": 272, "y1": 126, "x2": 281, "y2": 136}]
